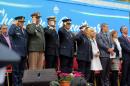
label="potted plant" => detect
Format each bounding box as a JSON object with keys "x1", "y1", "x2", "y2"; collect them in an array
[{"x1": 59, "y1": 73, "x2": 73, "y2": 86}]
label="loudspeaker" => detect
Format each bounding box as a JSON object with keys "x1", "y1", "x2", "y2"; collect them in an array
[{"x1": 22, "y1": 69, "x2": 58, "y2": 86}]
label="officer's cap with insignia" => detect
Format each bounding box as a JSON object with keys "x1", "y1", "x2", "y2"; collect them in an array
[
  {"x1": 47, "y1": 16, "x2": 56, "y2": 22},
  {"x1": 62, "y1": 18, "x2": 72, "y2": 25},
  {"x1": 14, "y1": 16, "x2": 25, "y2": 22},
  {"x1": 79, "y1": 24, "x2": 88, "y2": 30},
  {"x1": 31, "y1": 12, "x2": 41, "y2": 18}
]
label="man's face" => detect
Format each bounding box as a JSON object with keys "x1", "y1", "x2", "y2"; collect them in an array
[
  {"x1": 48, "y1": 20, "x2": 56, "y2": 27},
  {"x1": 18, "y1": 21, "x2": 24, "y2": 27},
  {"x1": 65, "y1": 22, "x2": 71, "y2": 30},
  {"x1": 32, "y1": 16, "x2": 40, "y2": 24},
  {"x1": 122, "y1": 28, "x2": 128, "y2": 35},
  {"x1": 1, "y1": 25, "x2": 7, "y2": 33},
  {"x1": 102, "y1": 25, "x2": 109, "y2": 33}
]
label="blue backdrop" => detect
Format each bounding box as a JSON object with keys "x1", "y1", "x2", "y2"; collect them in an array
[{"x1": 0, "y1": 0, "x2": 129, "y2": 35}]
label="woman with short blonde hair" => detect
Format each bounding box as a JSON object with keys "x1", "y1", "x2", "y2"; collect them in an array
[{"x1": 89, "y1": 29, "x2": 102, "y2": 72}]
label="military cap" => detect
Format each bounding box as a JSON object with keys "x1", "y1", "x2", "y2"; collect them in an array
[
  {"x1": 47, "y1": 16, "x2": 56, "y2": 21},
  {"x1": 62, "y1": 18, "x2": 71, "y2": 22},
  {"x1": 79, "y1": 24, "x2": 88, "y2": 29},
  {"x1": 31, "y1": 12, "x2": 41, "y2": 18},
  {"x1": 14, "y1": 16, "x2": 25, "y2": 22}
]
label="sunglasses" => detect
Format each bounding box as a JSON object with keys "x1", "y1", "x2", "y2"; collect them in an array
[
  {"x1": 66, "y1": 23, "x2": 71, "y2": 25},
  {"x1": 2, "y1": 28, "x2": 7, "y2": 29},
  {"x1": 36, "y1": 17, "x2": 40, "y2": 19}
]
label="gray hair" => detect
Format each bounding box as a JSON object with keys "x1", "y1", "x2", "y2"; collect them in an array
[{"x1": 100, "y1": 23, "x2": 108, "y2": 31}]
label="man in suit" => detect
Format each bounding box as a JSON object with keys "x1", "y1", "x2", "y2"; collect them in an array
[
  {"x1": 44, "y1": 16, "x2": 59, "y2": 69},
  {"x1": 75, "y1": 25, "x2": 93, "y2": 82},
  {"x1": 0, "y1": 24, "x2": 12, "y2": 49},
  {"x1": 119, "y1": 26, "x2": 130, "y2": 86},
  {"x1": 58, "y1": 18, "x2": 76, "y2": 73},
  {"x1": 96, "y1": 23, "x2": 114, "y2": 86},
  {"x1": 26, "y1": 12, "x2": 45, "y2": 70},
  {"x1": 9, "y1": 16, "x2": 28, "y2": 86}
]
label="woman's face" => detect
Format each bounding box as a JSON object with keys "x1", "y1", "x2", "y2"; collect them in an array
[
  {"x1": 113, "y1": 32, "x2": 118, "y2": 38},
  {"x1": 87, "y1": 29, "x2": 96, "y2": 38},
  {"x1": 90, "y1": 30, "x2": 96, "y2": 38},
  {"x1": 84, "y1": 28, "x2": 91, "y2": 37},
  {"x1": 84, "y1": 28, "x2": 89, "y2": 35}
]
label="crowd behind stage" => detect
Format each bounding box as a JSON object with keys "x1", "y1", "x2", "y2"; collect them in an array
[{"x1": 0, "y1": 12, "x2": 130, "y2": 86}]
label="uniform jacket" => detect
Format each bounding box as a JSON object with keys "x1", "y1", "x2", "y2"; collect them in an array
[
  {"x1": 8, "y1": 24, "x2": 28, "y2": 57},
  {"x1": 44, "y1": 26, "x2": 59, "y2": 56},
  {"x1": 26, "y1": 23, "x2": 45, "y2": 52},
  {"x1": 75, "y1": 31, "x2": 92, "y2": 62},
  {"x1": 58, "y1": 27, "x2": 76, "y2": 57}
]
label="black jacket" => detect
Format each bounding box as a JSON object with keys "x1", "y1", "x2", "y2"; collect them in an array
[
  {"x1": 9, "y1": 24, "x2": 28, "y2": 57},
  {"x1": 44, "y1": 26, "x2": 59, "y2": 56},
  {"x1": 118, "y1": 35, "x2": 130, "y2": 60},
  {"x1": 58, "y1": 27, "x2": 76, "y2": 58},
  {"x1": 76, "y1": 31, "x2": 92, "y2": 62}
]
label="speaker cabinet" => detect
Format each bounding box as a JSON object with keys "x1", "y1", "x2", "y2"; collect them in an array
[{"x1": 22, "y1": 69, "x2": 58, "y2": 86}]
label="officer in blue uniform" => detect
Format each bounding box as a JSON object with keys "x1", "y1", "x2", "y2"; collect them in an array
[
  {"x1": 9, "y1": 16, "x2": 28, "y2": 86},
  {"x1": 58, "y1": 18, "x2": 76, "y2": 73}
]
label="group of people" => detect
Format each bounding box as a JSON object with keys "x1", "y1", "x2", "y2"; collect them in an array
[{"x1": 0, "y1": 12, "x2": 130, "y2": 86}]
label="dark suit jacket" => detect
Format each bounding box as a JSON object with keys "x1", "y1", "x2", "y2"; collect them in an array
[
  {"x1": 0, "y1": 34, "x2": 12, "y2": 48},
  {"x1": 58, "y1": 27, "x2": 75, "y2": 58},
  {"x1": 8, "y1": 24, "x2": 28, "y2": 57},
  {"x1": 75, "y1": 31, "x2": 92, "y2": 62},
  {"x1": 96, "y1": 32, "x2": 113, "y2": 58},
  {"x1": 44, "y1": 26, "x2": 59, "y2": 56},
  {"x1": 118, "y1": 35, "x2": 130, "y2": 60}
]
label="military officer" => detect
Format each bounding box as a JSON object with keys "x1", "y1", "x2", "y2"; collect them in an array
[
  {"x1": 58, "y1": 18, "x2": 76, "y2": 73},
  {"x1": 44, "y1": 16, "x2": 59, "y2": 69},
  {"x1": 9, "y1": 16, "x2": 28, "y2": 86},
  {"x1": 26, "y1": 12, "x2": 45, "y2": 70}
]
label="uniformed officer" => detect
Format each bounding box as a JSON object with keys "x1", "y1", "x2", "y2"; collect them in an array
[
  {"x1": 9, "y1": 16, "x2": 28, "y2": 86},
  {"x1": 58, "y1": 18, "x2": 76, "y2": 73},
  {"x1": 26, "y1": 12, "x2": 45, "y2": 70},
  {"x1": 44, "y1": 16, "x2": 59, "y2": 69},
  {"x1": 75, "y1": 25, "x2": 93, "y2": 82}
]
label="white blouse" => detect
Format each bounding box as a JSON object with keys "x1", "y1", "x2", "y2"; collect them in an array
[
  {"x1": 90, "y1": 39, "x2": 99, "y2": 57},
  {"x1": 113, "y1": 38, "x2": 122, "y2": 58}
]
